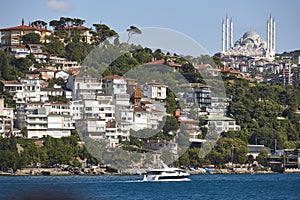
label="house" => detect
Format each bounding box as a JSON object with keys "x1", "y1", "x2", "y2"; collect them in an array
[
  {"x1": 247, "y1": 144, "x2": 271, "y2": 159},
  {"x1": 142, "y1": 82, "x2": 167, "y2": 100},
  {"x1": 0, "y1": 19, "x2": 52, "y2": 46},
  {"x1": 27, "y1": 44, "x2": 43, "y2": 54},
  {"x1": 0, "y1": 81, "x2": 23, "y2": 94},
  {"x1": 61, "y1": 25, "x2": 92, "y2": 44},
  {"x1": 205, "y1": 115, "x2": 241, "y2": 133},
  {"x1": 10, "y1": 46, "x2": 30, "y2": 58},
  {"x1": 55, "y1": 70, "x2": 70, "y2": 80},
  {"x1": 36, "y1": 68, "x2": 55, "y2": 80}
]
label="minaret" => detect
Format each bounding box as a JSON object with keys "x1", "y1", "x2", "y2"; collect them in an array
[
  {"x1": 267, "y1": 19, "x2": 270, "y2": 53},
  {"x1": 222, "y1": 19, "x2": 225, "y2": 52},
  {"x1": 225, "y1": 15, "x2": 229, "y2": 51},
  {"x1": 230, "y1": 18, "x2": 233, "y2": 48},
  {"x1": 269, "y1": 15, "x2": 273, "y2": 54},
  {"x1": 272, "y1": 18, "x2": 276, "y2": 54}
]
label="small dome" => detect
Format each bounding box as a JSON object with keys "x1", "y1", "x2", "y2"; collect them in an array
[{"x1": 243, "y1": 30, "x2": 259, "y2": 39}]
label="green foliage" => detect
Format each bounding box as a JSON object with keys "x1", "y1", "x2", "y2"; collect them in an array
[
  {"x1": 165, "y1": 90, "x2": 177, "y2": 114},
  {"x1": 0, "y1": 50, "x2": 22, "y2": 81},
  {"x1": 225, "y1": 78, "x2": 300, "y2": 149},
  {"x1": 91, "y1": 24, "x2": 118, "y2": 45},
  {"x1": 162, "y1": 116, "x2": 179, "y2": 134},
  {"x1": 65, "y1": 41, "x2": 92, "y2": 62},
  {"x1": 207, "y1": 137, "x2": 248, "y2": 166},
  {"x1": 0, "y1": 135, "x2": 98, "y2": 171},
  {"x1": 43, "y1": 35, "x2": 65, "y2": 57},
  {"x1": 21, "y1": 33, "x2": 41, "y2": 44},
  {"x1": 256, "y1": 148, "x2": 269, "y2": 166}
]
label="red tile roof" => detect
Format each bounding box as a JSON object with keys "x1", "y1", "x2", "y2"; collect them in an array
[
  {"x1": 102, "y1": 75, "x2": 122, "y2": 80},
  {"x1": 145, "y1": 59, "x2": 165, "y2": 65},
  {"x1": 134, "y1": 107, "x2": 147, "y2": 112},
  {"x1": 0, "y1": 24, "x2": 51, "y2": 32},
  {"x1": 1, "y1": 81, "x2": 22, "y2": 85},
  {"x1": 146, "y1": 82, "x2": 166, "y2": 87}
]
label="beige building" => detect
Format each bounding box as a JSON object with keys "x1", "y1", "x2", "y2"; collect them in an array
[{"x1": 0, "y1": 19, "x2": 52, "y2": 46}]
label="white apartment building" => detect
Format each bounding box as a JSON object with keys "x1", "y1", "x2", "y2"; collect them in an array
[
  {"x1": 141, "y1": 82, "x2": 167, "y2": 100},
  {"x1": 205, "y1": 115, "x2": 241, "y2": 133},
  {"x1": 25, "y1": 102, "x2": 75, "y2": 138},
  {"x1": 76, "y1": 118, "x2": 106, "y2": 140},
  {"x1": 132, "y1": 106, "x2": 164, "y2": 131},
  {"x1": 67, "y1": 75, "x2": 103, "y2": 100},
  {"x1": 15, "y1": 79, "x2": 49, "y2": 104},
  {"x1": 0, "y1": 98, "x2": 14, "y2": 137},
  {"x1": 102, "y1": 75, "x2": 127, "y2": 96}
]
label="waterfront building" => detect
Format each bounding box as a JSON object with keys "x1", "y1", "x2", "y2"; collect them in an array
[{"x1": 25, "y1": 101, "x2": 75, "y2": 138}]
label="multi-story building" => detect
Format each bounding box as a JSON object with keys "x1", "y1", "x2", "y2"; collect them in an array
[
  {"x1": 102, "y1": 75, "x2": 127, "y2": 96},
  {"x1": 180, "y1": 83, "x2": 211, "y2": 112},
  {"x1": 0, "y1": 19, "x2": 52, "y2": 47},
  {"x1": 205, "y1": 115, "x2": 240, "y2": 133},
  {"x1": 67, "y1": 75, "x2": 102, "y2": 100},
  {"x1": 25, "y1": 101, "x2": 75, "y2": 138},
  {"x1": 0, "y1": 98, "x2": 14, "y2": 137},
  {"x1": 141, "y1": 82, "x2": 167, "y2": 100}
]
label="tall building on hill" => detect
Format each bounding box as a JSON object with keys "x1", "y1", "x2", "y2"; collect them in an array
[{"x1": 221, "y1": 15, "x2": 276, "y2": 61}]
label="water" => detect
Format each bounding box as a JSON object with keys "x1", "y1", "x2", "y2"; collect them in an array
[{"x1": 0, "y1": 174, "x2": 299, "y2": 200}]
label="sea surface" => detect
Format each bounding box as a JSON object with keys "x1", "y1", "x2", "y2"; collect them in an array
[{"x1": 0, "y1": 174, "x2": 299, "y2": 200}]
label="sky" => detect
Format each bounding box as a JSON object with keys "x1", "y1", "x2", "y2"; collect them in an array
[{"x1": 1, "y1": 0, "x2": 299, "y2": 55}]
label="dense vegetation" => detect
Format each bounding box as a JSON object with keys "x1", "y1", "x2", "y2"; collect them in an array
[{"x1": 0, "y1": 131, "x2": 97, "y2": 171}]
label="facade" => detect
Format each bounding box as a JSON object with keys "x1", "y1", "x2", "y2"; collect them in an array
[
  {"x1": 102, "y1": 75, "x2": 127, "y2": 96},
  {"x1": 0, "y1": 98, "x2": 14, "y2": 137},
  {"x1": 67, "y1": 75, "x2": 103, "y2": 100},
  {"x1": 141, "y1": 82, "x2": 167, "y2": 100},
  {"x1": 0, "y1": 19, "x2": 52, "y2": 47},
  {"x1": 25, "y1": 102, "x2": 74, "y2": 138},
  {"x1": 205, "y1": 115, "x2": 241, "y2": 133}
]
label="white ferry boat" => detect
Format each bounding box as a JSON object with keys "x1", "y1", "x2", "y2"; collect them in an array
[{"x1": 143, "y1": 167, "x2": 190, "y2": 182}]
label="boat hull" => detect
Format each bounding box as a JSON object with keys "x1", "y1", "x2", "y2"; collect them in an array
[{"x1": 143, "y1": 174, "x2": 190, "y2": 182}]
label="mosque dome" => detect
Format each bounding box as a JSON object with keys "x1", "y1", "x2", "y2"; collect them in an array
[{"x1": 243, "y1": 30, "x2": 259, "y2": 39}]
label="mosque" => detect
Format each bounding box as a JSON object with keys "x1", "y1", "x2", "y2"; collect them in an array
[{"x1": 221, "y1": 15, "x2": 276, "y2": 61}]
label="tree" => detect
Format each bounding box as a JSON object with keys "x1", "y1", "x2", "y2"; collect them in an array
[
  {"x1": 65, "y1": 41, "x2": 92, "y2": 63},
  {"x1": 31, "y1": 20, "x2": 47, "y2": 28},
  {"x1": 0, "y1": 50, "x2": 20, "y2": 80},
  {"x1": 256, "y1": 148, "x2": 269, "y2": 166},
  {"x1": 163, "y1": 116, "x2": 179, "y2": 134},
  {"x1": 43, "y1": 35, "x2": 65, "y2": 57},
  {"x1": 91, "y1": 24, "x2": 118, "y2": 45},
  {"x1": 153, "y1": 49, "x2": 164, "y2": 60},
  {"x1": 126, "y1": 25, "x2": 142, "y2": 43},
  {"x1": 22, "y1": 33, "x2": 41, "y2": 44}
]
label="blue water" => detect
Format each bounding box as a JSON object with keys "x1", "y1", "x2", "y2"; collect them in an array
[{"x1": 0, "y1": 174, "x2": 299, "y2": 200}]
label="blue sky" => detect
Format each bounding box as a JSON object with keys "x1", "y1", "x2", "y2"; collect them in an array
[{"x1": 1, "y1": 0, "x2": 299, "y2": 55}]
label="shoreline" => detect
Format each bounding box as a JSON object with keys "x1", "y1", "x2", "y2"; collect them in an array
[{"x1": 1, "y1": 168, "x2": 299, "y2": 176}]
